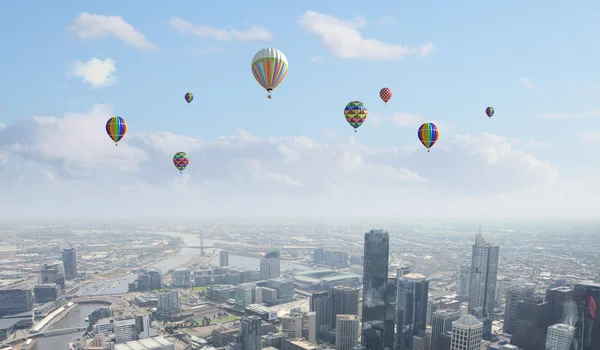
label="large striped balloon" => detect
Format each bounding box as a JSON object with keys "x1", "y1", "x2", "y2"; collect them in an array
[
  {"x1": 418, "y1": 122, "x2": 439, "y2": 152},
  {"x1": 251, "y1": 48, "x2": 288, "y2": 99},
  {"x1": 106, "y1": 116, "x2": 128, "y2": 146}
]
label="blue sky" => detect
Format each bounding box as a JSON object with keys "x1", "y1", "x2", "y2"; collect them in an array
[{"x1": 0, "y1": 1, "x2": 599, "y2": 219}]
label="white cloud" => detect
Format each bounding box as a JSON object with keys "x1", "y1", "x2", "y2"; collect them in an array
[
  {"x1": 170, "y1": 17, "x2": 273, "y2": 42},
  {"x1": 310, "y1": 56, "x2": 324, "y2": 63},
  {"x1": 188, "y1": 46, "x2": 220, "y2": 56},
  {"x1": 298, "y1": 11, "x2": 435, "y2": 61},
  {"x1": 537, "y1": 110, "x2": 600, "y2": 119},
  {"x1": 577, "y1": 130, "x2": 600, "y2": 145},
  {"x1": 73, "y1": 57, "x2": 117, "y2": 87},
  {"x1": 0, "y1": 104, "x2": 592, "y2": 219},
  {"x1": 68, "y1": 13, "x2": 156, "y2": 51},
  {"x1": 520, "y1": 77, "x2": 538, "y2": 90}
]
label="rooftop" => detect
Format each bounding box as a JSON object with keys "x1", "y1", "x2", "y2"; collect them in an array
[{"x1": 454, "y1": 314, "x2": 482, "y2": 327}]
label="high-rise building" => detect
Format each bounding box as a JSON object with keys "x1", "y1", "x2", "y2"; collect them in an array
[
  {"x1": 310, "y1": 291, "x2": 332, "y2": 337},
  {"x1": 240, "y1": 316, "x2": 262, "y2": 350},
  {"x1": 260, "y1": 251, "x2": 281, "y2": 280},
  {"x1": 450, "y1": 314, "x2": 483, "y2": 350},
  {"x1": 396, "y1": 273, "x2": 429, "y2": 350},
  {"x1": 335, "y1": 314, "x2": 359, "y2": 350},
  {"x1": 157, "y1": 290, "x2": 180, "y2": 317},
  {"x1": 545, "y1": 286, "x2": 574, "y2": 326},
  {"x1": 361, "y1": 229, "x2": 390, "y2": 350},
  {"x1": 437, "y1": 331, "x2": 452, "y2": 350},
  {"x1": 430, "y1": 309, "x2": 461, "y2": 350},
  {"x1": 0, "y1": 288, "x2": 33, "y2": 317},
  {"x1": 385, "y1": 276, "x2": 396, "y2": 350},
  {"x1": 330, "y1": 286, "x2": 360, "y2": 327},
  {"x1": 39, "y1": 262, "x2": 65, "y2": 288},
  {"x1": 503, "y1": 284, "x2": 535, "y2": 335},
  {"x1": 235, "y1": 283, "x2": 256, "y2": 307},
  {"x1": 220, "y1": 251, "x2": 229, "y2": 266},
  {"x1": 62, "y1": 247, "x2": 78, "y2": 280},
  {"x1": 456, "y1": 265, "x2": 470, "y2": 298},
  {"x1": 572, "y1": 282, "x2": 600, "y2": 350},
  {"x1": 412, "y1": 332, "x2": 431, "y2": 350},
  {"x1": 281, "y1": 308, "x2": 317, "y2": 343},
  {"x1": 467, "y1": 229, "x2": 499, "y2": 339},
  {"x1": 170, "y1": 269, "x2": 192, "y2": 288},
  {"x1": 546, "y1": 323, "x2": 576, "y2": 350},
  {"x1": 511, "y1": 297, "x2": 552, "y2": 350}
]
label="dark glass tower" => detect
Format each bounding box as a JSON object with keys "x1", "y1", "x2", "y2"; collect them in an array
[
  {"x1": 395, "y1": 273, "x2": 429, "y2": 350},
  {"x1": 62, "y1": 247, "x2": 78, "y2": 280},
  {"x1": 573, "y1": 282, "x2": 600, "y2": 350},
  {"x1": 239, "y1": 315, "x2": 262, "y2": 350},
  {"x1": 361, "y1": 229, "x2": 390, "y2": 350}
]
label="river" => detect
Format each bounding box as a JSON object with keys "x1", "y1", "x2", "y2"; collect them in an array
[{"x1": 33, "y1": 303, "x2": 105, "y2": 350}]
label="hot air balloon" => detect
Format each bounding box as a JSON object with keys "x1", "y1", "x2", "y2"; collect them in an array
[
  {"x1": 344, "y1": 101, "x2": 368, "y2": 133},
  {"x1": 106, "y1": 116, "x2": 127, "y2": 146},
  {"x1": 173, "y1": 152, "x2": 189, "y2": 174},
  {"x1": 418, "y1": 122, "x2": 439, "y2": 152},
  {"x1": 486, "y1": 106, "x2": 494, "y2": 119},
  {"x1": 185, "y1": 92, "x2": 193, "y2": 104},
  {"x1": 251, "y1": 48, "x2": 288, "y2": 99},
  {"x1": 380, "y1": 87, "x2": 392, "y2": 105}
]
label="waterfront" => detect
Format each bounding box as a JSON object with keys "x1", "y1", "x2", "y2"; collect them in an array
[{"x1": 33, "y1": 303, "x2": 105, "y2": 350}]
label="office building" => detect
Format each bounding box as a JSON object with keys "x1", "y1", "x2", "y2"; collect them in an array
[
  {"x1": 511, "y1": 297, "x2": 552, "y2": 350},
  {"x1": 220, "y1": 250, "x2": 229, "y2": 266},
  {"x1": 361, "y1": 229, "x2": 390, "y2": 350},
  {"x1": 456, "y1": 265, "x2": 470, "y2": 298},
  {"x1": 33, "y1": 284, "x2": 60, "y2": 303},
  {"x1": 437, "y1": 331, "x2": 452, "y2": 350},
  {"x1": 385, "y1": 276, "x2": 396, "y2": 350},
  {"x1": 450, "y1": 314, "x2": 483, "y2": 350},
  {"x1": 170, "y1": 269, "x2": 192, "y2": 288},
  {"x1": 235, "y1": 283, "x2": 257, "y2": 307},
  {"x1": 546, "y1": 323, "x2": 576, "y2": 350},
  {"x1": 335, "y1": 314, "x2": 359, "y2": 350},
  {"x1": 330, "y1": 286, "x2": 360, "y2": 327},
  {"x1": 467, "y1": 229, "x2": 499, "y2": 339},
  {"x1": 114, "y1": 317, "x2": 138, "y2": 343},
  {"x1": 412, "y1": 332, "x2": 431, "y2": 350},
  {"x1": 572, "y1": 282, "x2": 600, "y2": 350},
  {"x1": 39, "y1": 262, "x2": 65, "y2": 288},
  {"x1": 396, "y1": 273, "x2": 429, "y2": 350},
  {"x1": 284, "y1": 338, "x2": 321, "y2": 350},
  {"x1": 310, "y1": 291, "x2": 332, "y2": 336},
  {"x1": 62, "y1": 247, "x2": 78, "y2": 280},
  {"x1": 503, "y1": 284, "x2": 535, "y2": 335},
  {"x1": 430, "y1": 309, "x2": 460, "y2": 350},
  {"x1": 313, "y1": 248, "x2": 349, "y2": 268},
  {"x1": 266, "y1": 278, "x2": 294, "y2": 303},
  {"x1": 157, "y1": 291, "x2": 180, "y2": 317},
  {"x1": 545, "y1": 286, "x2": 573, "y2": 326},
  {"x1": 499, "y1": 345, "x2": 519, "y2": 350},
  {"x1": 240, "y1": 316, "x2": 262, "y2": 350},
  {"x1": 281, "y1": 308, "x2": 317, "y2": 343},
  {"x1": 0, "y1": 288, "x2": 33, "y2": 317},
  {"x1": 260, "y1": 251, "x2": 281, "y2": 280},
  {"x1": 115, "y1": 336, "x2": 175, "y2": 350}
]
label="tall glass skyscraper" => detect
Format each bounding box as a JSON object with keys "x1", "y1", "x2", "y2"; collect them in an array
[
  {"x1": 467, "y1": 229, "x2": 499, "y2": 339},
  {"x1": 361, "y1": 229, "x2": 390, "y2": 350},
  {"x1": 62, "y1": 247, "x2": 78, "y2": 280},
  {"x1": 396, "y1": 273, "x2": 429, "y2": 350}
]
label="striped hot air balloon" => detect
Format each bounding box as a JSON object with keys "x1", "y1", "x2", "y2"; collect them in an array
[
  {"x1": 105, "y1": 116, "x2": 128, "y2": 146},
  {"x1": 251, "y1": 48, "x2": 288, "y2": 99},
  {"x1": 418, "y1": 122, "x2": 439, "y2": 152}
]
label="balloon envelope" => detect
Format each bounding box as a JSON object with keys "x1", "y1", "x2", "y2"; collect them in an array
[
  {"x1": 251, "y1": 48, "x2": 288, "y2": 98},
  {"x1": 173, "y1": 152, "x2": 189, "y2": 172},
  {"x1": 344, "y1": 101, "x2": 368, "y2": 131},
  {"x1": 486, "y1": 106, "x2": 494, "y2": 118},
  {"x1": 106, "y1": 116, "x2": 127, "y2": 144},
  {"x1": 185, "y1": 92, "x2": 193, "y2": 104},
  {"x1": 380, "y1": 88, "x2": 392, "y2": 104},
  {"x1": 418, "y1": 122, "x2": 439, "y2": 150}
]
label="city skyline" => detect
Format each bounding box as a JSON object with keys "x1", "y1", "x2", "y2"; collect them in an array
[{"x1": 1, "y1": 2, "x2": 600, "y2": 218}]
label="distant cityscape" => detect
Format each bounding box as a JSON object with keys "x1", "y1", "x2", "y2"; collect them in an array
[{"x1": 0, "y1": 222, "x2": 598, "y2": 350}]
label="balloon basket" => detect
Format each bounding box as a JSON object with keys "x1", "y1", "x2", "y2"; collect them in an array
[
  {"x1": 115, "y1": 143, "x2": 118, "y2": 146},
  {"x1": 267, "y1": 95, "x2": 272, "y2": 99},
  {"x1": 354, "y1": 130, "x2": 357, "y2": 133},
  {"x1": 427, "y1": 149, "x2": 430, "y2": 152}
]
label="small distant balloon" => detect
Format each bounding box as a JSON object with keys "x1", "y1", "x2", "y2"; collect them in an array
[
  {"x1": 379, "y1": 87, "x2": 392, "y2": 105},
  {"x1": 106, "y1": 116, "x2": 128, "y2": 146},
  {"x1": 173, "y1": 152, "x2": 189, "y2": 174},
  {"x1": 486, "y1": 106, "x2": 494, "y2": 119},
  {"x1": 344, "y1": 101, "x2": 368, "y2": 133},
  {"x1": 185, "y1": 92, "x2": 193, "y2": 104},
  {"x1": 418, "y1": 122, "x2": 439, "y2": 152},
  {"x1": 251, "y1": 48, "x2": 289, "y2": 99}
]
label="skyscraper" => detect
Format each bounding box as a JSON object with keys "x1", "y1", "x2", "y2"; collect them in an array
[
  {"x1": 572, "y1": 282, "x2": 600, "y2": 350},
  {"x1": 450, "y1": 315, "x2": 483, "y2": 350},
  {"x1": 546, "y1": 323, "x2": 576, "y2": 350},
  {"x1": 330, "y1": 286, "x2": 360, "y2": 327},
  {"x1": 396, "y1": 273, "x2": 429, "y2": 350},
  {"x1": 361, "y1": 229, "x2": 390, "y2": 350},
  {"x1": 511, "y1": 297, "x2": 552, "y2": 350},
  {"x1": 545, "y1": 286, "x2": 574, "y2": 326},
  {"x1": 219, "y1": 251, "x2": 229, "y2": 266},
  {"x1": 239, "y1": 315, "x2": 262, "y2": 350},
  {"x1": 62, "y1": 247, "x2": 78, "y2": 280},
  {"x1": 260, "y1": 251, "x2": 280, "y2": 280},
  {"x1": 456, "y1": 265, "x2": 470, "y2": 298},
  {"x1": 310, "y1": 291, "x2": 332, "y2": 337},
  {"x1": 336, "y1": 314, "x2": 360, "y2": 350},
  {"x1": 503, "y1": 284, "x2": 535, "y2": 335},
  {"x1": 430, "y1": 309, "x2": 461, "y2": 350},
  {"x1": 467, "y1": 229, "x2": 499, "y2": 339}
]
